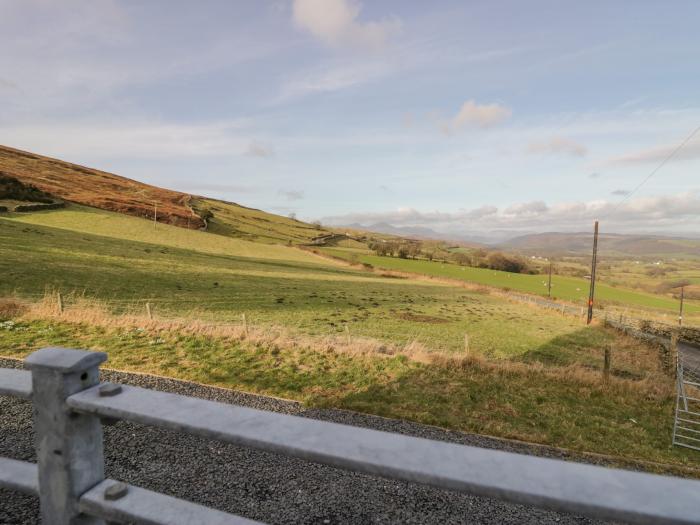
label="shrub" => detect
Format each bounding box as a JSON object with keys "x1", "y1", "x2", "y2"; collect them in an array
[
  {"x1": 485, "y1": 252, "x2": 532, "y2": 274},
  {"x1": 0, "y1": 298, "x2": 27, "y2": 320},
  {"x1": 0, "y1": 172, "x2": 54, "y2": 203}
]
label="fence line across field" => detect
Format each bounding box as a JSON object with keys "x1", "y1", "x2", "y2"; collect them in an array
[{"x1": 2, "y1": 347, "x2": 700, "y2": 524}]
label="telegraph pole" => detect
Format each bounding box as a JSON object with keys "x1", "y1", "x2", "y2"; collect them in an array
[
  {"x1": 586, "y1": 221, "x2": 599, "y2": 325},
  {"x1": 679, "y1": 286, "x2": 685, "y2": 327},
  {"x1": 547, "y1": 262, "x2": 553, "y2": 298}
]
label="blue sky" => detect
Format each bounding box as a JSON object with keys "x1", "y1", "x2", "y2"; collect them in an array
[{"x1": 2, "y1": 0, "x2": 700, "y2": 237}]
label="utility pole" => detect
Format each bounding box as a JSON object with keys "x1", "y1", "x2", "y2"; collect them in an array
[
  {"x1": 679, "y1": 286, "x2": 685, "y2": 327},
  {"x1": 547, "y1": 262, "x2": 553, "y2": 298},
  {"x1": 154, "y1": 202, "x2": 158, "y2": 229},
  {"x1": 586, "y1": 221, "x2": 599, "y2": 325}
]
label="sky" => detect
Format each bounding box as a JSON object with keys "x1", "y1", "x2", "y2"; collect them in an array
[{"x1": 2, "y1": 0, "x2": 700, "y2": 240}]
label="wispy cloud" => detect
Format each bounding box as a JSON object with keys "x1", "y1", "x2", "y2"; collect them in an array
[
  {"x1": 278, "y1": 189, "x2": 304, "y2": 201},
  {"x1": 0, "y1": 120, "x2": 251, "y2": 160},
  {"x1": 245, "y1": 141, "x2": 275, "y2": 158},
  {"x1": 442, "y1": 100, "x2": 511, "y2": 134},
  {"x1": 277, "y1": 59, "x2": 391, "y2": 101},
  {"x1": 527, "y1": 136, "x2": 587, "y2": 157},
  {"x1": 292, "y1": 0, "x2": 400, "y2": 50},
  {"x1": 608, "y1": 139, "x2": 700, "y2": 165},
  {"x1": 0, "y1": 78, "x2": 20, "y2": 91}
]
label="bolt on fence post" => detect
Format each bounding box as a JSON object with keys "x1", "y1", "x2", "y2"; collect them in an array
[{"x1": 26, "y1": 347, "x2": 108, "y2": 525}]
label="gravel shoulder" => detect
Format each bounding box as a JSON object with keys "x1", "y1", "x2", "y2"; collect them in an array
[{"x1": 1, "y1": 357, "x2": 619, "y2": 524}]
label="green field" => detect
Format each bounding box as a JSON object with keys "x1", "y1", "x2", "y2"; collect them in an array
[
  {"x1": 0, "y1": 312, "x2": 695, "y2": 473},
  {"x1": 192, "y1": 197, "x2": 328, "y2": 245},
  {"x1": 3, "y1": 205, "x2": 699, "y2": 471},
  {"x1": 319, "y1": 247, "x2": 700, "y2": 315},
  {"x1": 0, "y1": 206, "x2": 612, "y2": 356}
]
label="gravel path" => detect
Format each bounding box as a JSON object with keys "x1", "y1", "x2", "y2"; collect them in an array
[{"x1": 0, "y1": 358, "x2": 615, "y2": 524}]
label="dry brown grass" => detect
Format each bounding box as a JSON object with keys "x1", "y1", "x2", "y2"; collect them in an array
[
  {"x1": 13, "y1": 293, "x2": 671, "y2": 397},
  {"x1": 0, "y1": 297, "x2": 28, "y2": 319},
  {"x1": 24, "y1": 293, "x2": 424, "y2": 360},
  {"x1": 426, "y1": 346, "x2": 672, "y2": 399},
  {"x1": 0, "y1": 145, "x2": 203, "y2": 228}
]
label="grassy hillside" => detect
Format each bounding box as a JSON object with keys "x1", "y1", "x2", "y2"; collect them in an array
[
  {"x1": 319, "y1": 247, "x2": 700, "y2": 317},
  {"x1": 1, "y1": 312, "x2": 692, "y2": 472},
  {"x1": 191, "y1": 197, "x2": 330, "y2": 245},
  {"x1": 0, "y1": 144, "x2": 203, "y2": 228},
  {"x1": 1, "y1": 146, "x2": 697, "y2": 469},
  {"x1": 0, "y1": 206, "x2": 609, "y2": 356},
  {"x1": 1, "y1": 203, "x2": 697, "y2": 470},
  {"x1": 0, "y1": 144, "x2": 332, "y2": 244}
]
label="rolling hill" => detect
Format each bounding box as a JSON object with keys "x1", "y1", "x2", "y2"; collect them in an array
[
  {"x1": 0, "y1": 145, "x2": 697, "y2": 469},
  {"x1": 501, "y1": 232, "x2": 700, "y2": 258},
  {"x1": 0, "y1": 144, "x2": 331, "y2": 244}
]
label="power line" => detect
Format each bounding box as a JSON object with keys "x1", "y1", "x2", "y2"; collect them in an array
[{"x1": 604, "y1": 124, "x2": 700, "y2": 217}]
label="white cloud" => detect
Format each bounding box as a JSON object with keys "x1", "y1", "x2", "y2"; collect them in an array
[
  {"x1": 443, "y1": 100, "x2": 511, "y2": 133},
  {"x1": 321, "y1": 192, "x2": 700, "y2": 235},
  {"x1": 527, "y1": 136, "x2": 587, "y2": 157},
  {"x1": 292, "y1": 0, "x2": 400, "y2": 50}
]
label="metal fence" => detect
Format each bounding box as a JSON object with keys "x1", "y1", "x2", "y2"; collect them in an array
[
  {"x1": 2, "y1": 347, "x2": 700, "y2": 524},
  {"x1": 673, "y1": 344, "x2": 700, "y2": 452}
]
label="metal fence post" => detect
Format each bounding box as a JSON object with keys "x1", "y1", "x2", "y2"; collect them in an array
[{"x1": 26, "y1": 347, "x2": 108, "y2": 525}]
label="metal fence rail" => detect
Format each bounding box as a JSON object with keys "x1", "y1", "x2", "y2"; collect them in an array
[
  {"x1": 673, "y1": 343, "x2": 700, "y2": 452},
  {"x1": 2, "y1": 347, "x2": 700, "y2": 524},
  {"x1": 0, "y1": 457, "x2": 39, "y2": 495},
  {"x1": 0, "y1": 367, "x2": 32, "y2": 398}
]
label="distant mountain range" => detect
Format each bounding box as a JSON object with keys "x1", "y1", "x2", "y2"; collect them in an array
[
  {"x1": 499, "y1": 232, "x2": 700, "y2": 258},
  {"x1": 341, "y1": 221, "x2": 700, "y2": 258},
  {"x1": 340, "y1": 222, "x2": 494, "y2": 245}
]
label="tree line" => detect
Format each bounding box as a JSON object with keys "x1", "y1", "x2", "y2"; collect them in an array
[{"x1": 368, "y1": 240, "x2": 535, "y2": 274}]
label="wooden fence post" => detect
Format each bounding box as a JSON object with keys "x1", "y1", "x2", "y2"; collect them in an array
[
  {"x1": 242, "y1": 313, "x2": 248, "y2": 336},
  {"x1": 464, "y1": 334, "x2": 470, "y2": 355},
  {"x1": 604, "y1": 346, "x2": 611, "y2": 382},
  {"x1": 669, "y1": 330, "x2": 679, "y2": 376},
  {"x1": 146, "y1": 302, "x2": 153, "y2": 320},
  {"x1": 57, "y1": 292, "x2": 64, "y2": 315}
]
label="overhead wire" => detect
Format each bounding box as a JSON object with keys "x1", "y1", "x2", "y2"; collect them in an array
[{"x1": 602, "y1": 124, "x2": 700, "y2": 218}]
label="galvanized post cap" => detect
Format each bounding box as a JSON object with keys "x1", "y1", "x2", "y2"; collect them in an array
[{"x1": 25, "y1": 347, "x2": 107, "y2": 373}]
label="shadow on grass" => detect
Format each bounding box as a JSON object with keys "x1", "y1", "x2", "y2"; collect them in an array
[{"x1": 312, "y1": 355, "x2": 686, "y2": 469}]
